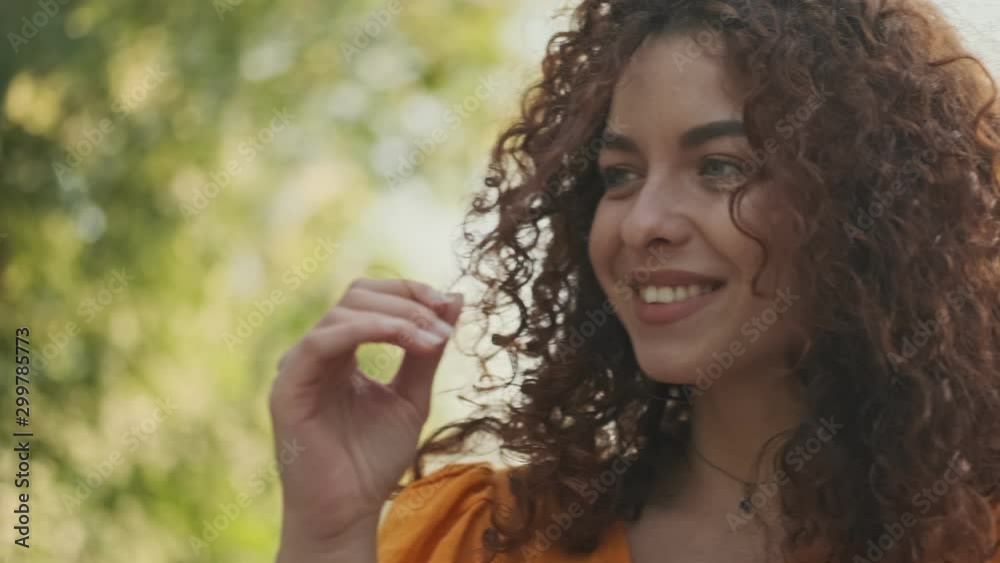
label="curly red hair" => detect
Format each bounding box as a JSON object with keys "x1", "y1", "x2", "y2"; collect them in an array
[{"x1": 405, "y1": 0, "x2": 1000, "y2": 561}]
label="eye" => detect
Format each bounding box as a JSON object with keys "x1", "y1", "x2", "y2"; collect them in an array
[
  {"x1": 599, "y1": 166, "x2": 640, "y2": 191},
  {"x1": 699, "y1": 157, "x2": 748, "y2": 192}
]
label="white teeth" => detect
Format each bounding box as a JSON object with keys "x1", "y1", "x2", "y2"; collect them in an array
[
  {"x1": 642, "y1": 286, "x2": 658, "y2": 302},
  {"x1": 657, "y1": 286, "x2": 675, "y2": 302},
  {"x1": 639, "y1": 284, "x2": 717, "y2": 304}
]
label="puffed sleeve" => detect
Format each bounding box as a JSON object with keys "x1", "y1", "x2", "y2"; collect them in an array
[
  {"x1": 377, "y1": 462, "x2": 509, "y2": 563},
  {"x1": 993, "y1": 505, "x2": 1000, "y2": 563}
]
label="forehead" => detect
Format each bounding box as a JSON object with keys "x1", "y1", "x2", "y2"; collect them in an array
[{"x1": 609, "y1": 32, "x2": 744, "y2": 135}]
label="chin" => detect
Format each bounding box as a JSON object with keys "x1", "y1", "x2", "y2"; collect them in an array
[
  {"x1": 634, "y1": 352, "x2": 707, "y2": 385},
  {"x1": 628, "y1": 327, "x2": 730, "y2": 383}
]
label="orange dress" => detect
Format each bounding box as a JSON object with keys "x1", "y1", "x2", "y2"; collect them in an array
[
  {"x1": 376, "y1": 462, "x2": 1000, "y2": 563},
  {"x1": 377, "y1": 462, "x2": 631, "y2": 562}
]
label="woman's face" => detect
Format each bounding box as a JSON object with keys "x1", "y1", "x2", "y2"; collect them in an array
[{"x1": 588, "y1": 31, "x2": 800, "y2": 386}]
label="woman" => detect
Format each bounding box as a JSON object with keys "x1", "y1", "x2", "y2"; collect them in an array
[{"x1": 270, "y1": 0, "x2": 1000, "y2": 561}]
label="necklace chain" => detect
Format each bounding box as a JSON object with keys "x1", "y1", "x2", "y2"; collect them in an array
[{"x1": 689, "y1": 443, "x2": 758, "y2": 514}]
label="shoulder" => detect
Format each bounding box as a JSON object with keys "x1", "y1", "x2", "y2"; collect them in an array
[
  {"x1": 993, "y1": 504, "x2": 1000, "y2": 563},
  {"x1": 376, "y1": 462, "x2": 631, "y2": 562},
  {"x1": 377, "y1": 462, "x2": 516, "y2": 563}
]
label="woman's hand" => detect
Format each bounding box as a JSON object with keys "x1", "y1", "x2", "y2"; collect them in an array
[{"x1": 269, "y1": 277, "x2": 462, "y2": 560}]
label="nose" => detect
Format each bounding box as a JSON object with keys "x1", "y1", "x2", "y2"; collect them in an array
[{"x1": 619, "y1": 172, "x2": 695, "y2": 253}]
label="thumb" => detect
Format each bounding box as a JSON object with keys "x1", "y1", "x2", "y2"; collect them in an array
[{"x1": 390, "y1": 292, "x2": 463, "y2": 418}]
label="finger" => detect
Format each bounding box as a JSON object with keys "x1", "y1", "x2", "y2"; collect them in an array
[
  {"x1": 439, "y1": 291, "x2": 464, "y2": 326},
  {"x1": 320, "y1": 288, "x2": 455, "y2": 339},
  {"x1": 284, "y1": 312, "x2": 448, "y2": 387},
  {"x1": 390, "y1": 292, "x2": 464, "y2": 418},
  {"x1": 349, "y1": 278, "x2": 455, "y2": 317}
]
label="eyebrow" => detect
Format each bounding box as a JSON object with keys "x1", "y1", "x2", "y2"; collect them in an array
[{"x1": 600, "y1": 119, "x2": 746, "y2": 153}]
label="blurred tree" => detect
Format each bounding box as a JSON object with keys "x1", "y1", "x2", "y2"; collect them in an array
[{"x1": 0, "y1": 0, "x2": 546, "y2": 561}]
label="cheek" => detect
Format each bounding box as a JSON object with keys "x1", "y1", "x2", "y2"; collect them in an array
[
  {"x1": 699, "y1": 200, "x2": 758, "y2": 276},
  {"x1": 712, "y1": 189, "x2": 781, "y2": 280},
  {"x1": 742, "y1": 192, "x2": 799, "y2": 289},
  {"x1": 588, "y1": 204, "x2": 615, "y2": 273}
]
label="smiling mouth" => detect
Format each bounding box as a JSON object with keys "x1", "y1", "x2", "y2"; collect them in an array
[{"x1": 635, "y1": 282, "x2": 726, "y2": 305}]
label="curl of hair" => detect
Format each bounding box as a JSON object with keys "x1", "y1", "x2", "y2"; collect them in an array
[{"x1": 402, "y1": 0, "x2": 1000, "y2": 561}]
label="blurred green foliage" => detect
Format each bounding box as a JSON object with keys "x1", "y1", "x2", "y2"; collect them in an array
[{"x1": 0, "y1": 0, "x2": 548, "y2": 560}]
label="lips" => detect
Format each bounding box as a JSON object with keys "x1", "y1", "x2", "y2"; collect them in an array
[
  {"x1": 624, "y1": 269, "x2": 726, "y2": 325},
  {"x1": 626, "y1": 268, "x2": 726, "y2": 291},
  {"x1": 632, "y1": 285, "x2": 723, "y2": 325},
  {"x1": 639, "y1": 283, "x2": 722, "y2": 304}
]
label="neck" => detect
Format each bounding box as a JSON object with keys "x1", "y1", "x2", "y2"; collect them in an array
[
  {"x1": 654, "y1": 364, "x2": 806, "y2": 516},
  {"x1": 691, "y1": 364, "x2": 805, "y2": 478}
]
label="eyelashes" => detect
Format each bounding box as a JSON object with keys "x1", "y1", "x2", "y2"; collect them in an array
[
  {"x1": 598, "y1": 156, "x2": 749, "y2": 194},
  {"x1": 699, "y1": 158, "x2": 742, "y2": 179},
  {"x1": 598, "y1": 166, "x2": 640, "y2": 189},
  {"x1": 698, "y1": 157, "x2": 749, "y2": 192}
]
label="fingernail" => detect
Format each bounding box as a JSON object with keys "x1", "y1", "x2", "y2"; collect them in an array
[
  {"x1": 418, "y1": 330, "x2": 445, "y2": 347},
  {"x1": 432, "y1": 318, "x2": 454, "y2": 338},
  {"x1": 431, "y1": 289, "x2": 451, "y2": 310}
]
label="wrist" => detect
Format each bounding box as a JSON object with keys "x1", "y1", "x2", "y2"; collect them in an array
[{"x1": 277, "y1": 513, "x2": 380, "y2": 563}]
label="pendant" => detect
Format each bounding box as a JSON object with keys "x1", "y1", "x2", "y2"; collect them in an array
[{"x1": 739, "y1": 483, "x2": 755, "y2": 514}]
